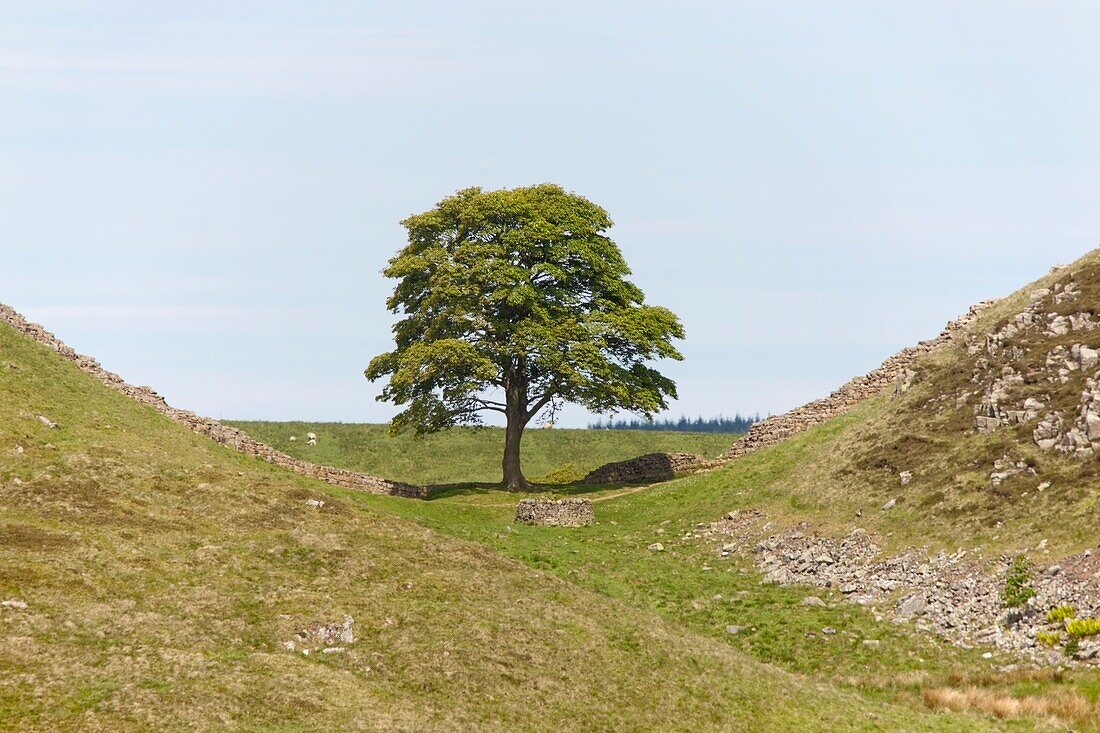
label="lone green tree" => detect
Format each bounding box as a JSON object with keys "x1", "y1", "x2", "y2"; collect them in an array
[{"x1": 366, "y1": 184, "x2": 685, "y2": 490}]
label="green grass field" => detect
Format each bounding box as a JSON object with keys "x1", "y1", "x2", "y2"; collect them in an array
[
  {"x1": 226, "y1": 420, "x2": 735, "y2": 486},
  {"x1": 1, "y1": 321, "x2": 1009, "y2": 731}
]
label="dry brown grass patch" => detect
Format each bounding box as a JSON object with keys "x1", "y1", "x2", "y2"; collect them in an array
[{"x1": 922, "y1": 685, "x2": 1098, "y2": 727}]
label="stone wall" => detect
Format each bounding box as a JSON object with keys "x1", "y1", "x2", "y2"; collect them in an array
[
  {"x1": 720, "y1": 300, "x2": 997, "y2": 461},
  {"x1": 583, "y1": 452, "x2": 719, "y2": 484},
  {"x1": 0, "y1": 303, "x2": 424, "y2": 498},
  {"x1": 514, "y1": 498, "x2": 594, "y2": 527}
]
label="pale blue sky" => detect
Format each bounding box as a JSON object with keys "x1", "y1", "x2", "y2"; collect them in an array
[{"x1": 2, "y1": 1, "x2": 1098, "y2": 427}]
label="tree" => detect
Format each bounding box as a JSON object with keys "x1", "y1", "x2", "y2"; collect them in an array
[{"x1": 366, "y1": 184, "x2": 685, "y2": 490}]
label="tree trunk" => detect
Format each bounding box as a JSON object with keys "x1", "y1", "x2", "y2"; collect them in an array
[
  {"x1": 502, "y1": 412, "x2": 528, "y2": 491},
  {"x1": 502, "y1": 374, "x2": 530, "y2": 491}
]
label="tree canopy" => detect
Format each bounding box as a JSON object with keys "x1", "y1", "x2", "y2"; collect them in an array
[{"x1": 366, "y1": 183, "x2": 685, "y2": 489}]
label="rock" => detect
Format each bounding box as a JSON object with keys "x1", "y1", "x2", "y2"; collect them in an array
[
  {"x1": 1, "y1": 600, "x2": 28, "y2": 609},
  {"x1": 292, "y1": 615, "x2": 354, "y2": 651},
  {"x1": 801, "y1": 596, "x2": 826, "y2": 607},
  {"x1": 881, "y1": 498, "x2": 897, "y2": 511},
  {"x1": 1073, "y1": 643, "x2": 1100, "y2": 661},
  {"x1": 725, "y1": 625, "x2": 744, "y2": 635},
  {"x1": 899, "y1": 471, "x2": 912, "y2": 486},
  {"x1": 648, "y1": 543, "x2": 665, "y2": 553},
  {"x1": 37, "y1": 415, "x2": 58, "y2": 429},
  {"x1": 896, "y1": 593, "x2": 928, "y2": 618},
  {"x1": 1029, "y1": 288, "x2": 1051, "y2": 303},
  {"x1": 1079, "y1": 345, "x2": 1100, "y2": 371},
  {"x1": 822, "y1": 627, "x2": 837, "y2": 635},
  {"x1": 862, "y1": 639, "x2": 881, "y2": 648},
  {"x1": 305, "y1": 499, "x2": 325, "y2": 509}
]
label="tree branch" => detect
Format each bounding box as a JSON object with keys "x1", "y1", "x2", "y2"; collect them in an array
[
  {"x1": 472, "y1": 398, "x2": 507, "y2": 413},
  {"x1": 524, "y1": 390, "x2": 558, "y2": 422}
]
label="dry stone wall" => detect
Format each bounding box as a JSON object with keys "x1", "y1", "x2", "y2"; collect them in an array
[
  {"x1": 514, "y1": 498, "x2": 594, "y2": 526},
  {"x1": 0, "y1": 303, "x2": 424, "y2": 498},
  {"x1": 721, "y1": 300, "x2": 997, "y2": 461},
  {"x1": 583, "y1": 452, "x2": 720, "y2": 484}
]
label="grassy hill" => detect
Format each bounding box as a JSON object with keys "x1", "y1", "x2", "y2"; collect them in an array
[
  {"x1": 705, "y1": 249, "x2": 1100, "y2": 558},
  {"x1": 0, "y1": 322, "x2": 1001, "y2": 730},
  {"x1": 225, "y1": 421, "x2": 735, "y2": 486},
  {"x1": 294, "y1": 250, "x2": 1100, "y2": 730}
]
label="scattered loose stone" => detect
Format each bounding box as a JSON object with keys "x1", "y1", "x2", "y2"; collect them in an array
[
  {"x1": 801, "y1": 596, "x2": 826, "y2": 607},
  {"x1": 305, "y1": 499, "x2": 325, "y2": 509},
  {"x1": 648, "y1": 543, "x2": 665, "y2": 553},
  {"x1": 703, "y1": 509, "x2": 1100, "y2": 665},
  {"x1": 1, "y1": 600, "x2": 28, "y2": 609},
  {"x1": 881, "y1": 498, "x2": 897, "y2": 511},
  {"x1": 37, "y1": 415, "x2": 58, "y2": 429},
  {"x1": 725, "y1": 625, "x2": 744, "y2": 635}
]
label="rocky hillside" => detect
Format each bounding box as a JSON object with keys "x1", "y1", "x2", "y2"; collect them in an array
[
  {"x1": 849, "y1": 249, "x2": 1100, "y2": 543},
  {"x1": 656, "y1": 249, "x2": 1100, "y2": 670}
]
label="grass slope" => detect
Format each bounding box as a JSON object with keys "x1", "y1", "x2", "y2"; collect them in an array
[
  {"x1": 0, "y1": 322, "x2": 992, "y2": 731},
  {"x1": 226, "y1": 420, "x2": 735, "y2": 486},
  {"x1": 337, "y1": 413, "x2": 1100, "y2": 731},
  {"x1": 294, "y1": 252, "x2": 1100, "y2": 729}
]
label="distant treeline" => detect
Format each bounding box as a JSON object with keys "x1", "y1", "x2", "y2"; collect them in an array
[{"x1": 588, "y1": 414, "x2": 759, "y2": 434}]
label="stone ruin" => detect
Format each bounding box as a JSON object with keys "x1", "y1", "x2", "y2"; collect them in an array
[
  {"x1": 583, "y1": 452, "x2": 718, "y2": 484},
  {"x1": 0, "y1": 302, "x2": 425, "y2": 498},
  {"x1": 514, "y1": 498, "x2": 594, "y2": 527}
]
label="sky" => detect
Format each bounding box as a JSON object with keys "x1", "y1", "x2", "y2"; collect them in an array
[{"x1": 2, "y1": 1, "x2": 1098, "y2": 428}]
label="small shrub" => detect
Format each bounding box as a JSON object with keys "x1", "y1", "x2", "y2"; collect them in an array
[
  {"x1": 1047, "y1": 605, "x2": 1076, "y2": 624},
  {"x1": 531, "y1": 463, "x2": 586, "y2": 485},
  {"x1": 1001, "y1": 556, "x2": 1036, "y2": 608},
  {"x1": 1035, "y1": 631, "x2": 1062, "y2": 647},
  {"x1": 1066, "y1": 618, "x2": 1100, "y2": 639}
]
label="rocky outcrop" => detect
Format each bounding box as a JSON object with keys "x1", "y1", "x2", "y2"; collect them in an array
[
  {"x1": 721, "y1": 302, "x2": 996, "y2": 461},
  {"x1": 583, "y1": 452, "x2": 719, "y2": 484},
  {"x1": 957, "y1": 279, "x2": 1100, "y2": 458},
  {"x1": 515, "y1": 498, "x2": 594, "y2": 527},
  {"x1": 0, "y1": 302, "x2": 424, "y2": 498}
]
